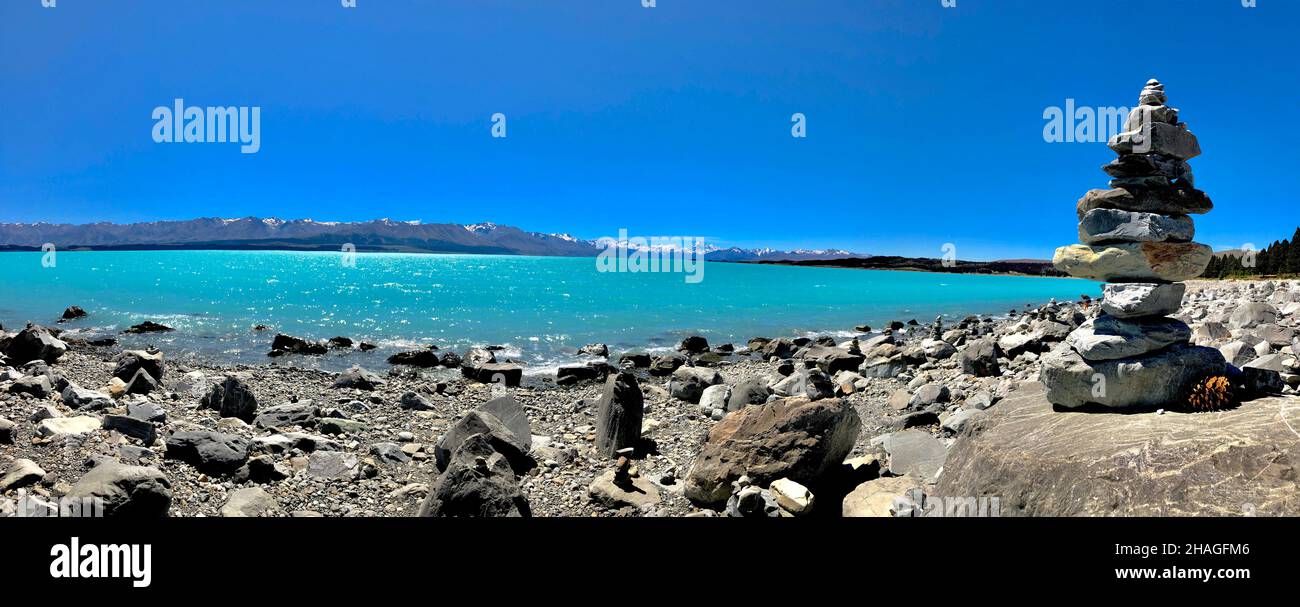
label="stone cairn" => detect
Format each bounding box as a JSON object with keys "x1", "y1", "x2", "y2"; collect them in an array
[{"x1": 1041, "y1": 79, "x2": 1226, "y2": 409}]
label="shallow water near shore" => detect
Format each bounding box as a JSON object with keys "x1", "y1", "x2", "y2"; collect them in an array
[{"x1": 0, "y1": 250, "x2": 1098, "y2": 371}]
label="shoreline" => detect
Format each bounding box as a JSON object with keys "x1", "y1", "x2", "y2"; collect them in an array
[{"x1": 4, "y1": 279, "x2": 1295, "y2": 518}]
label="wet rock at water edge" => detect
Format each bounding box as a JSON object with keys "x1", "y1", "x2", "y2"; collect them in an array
[
  {"x1": 268, "y1": 333, "x2": 327, "y2": 356},
  {"x1": 200, "y1": 375, "x2": 259, "y2": 422},
  {"x1": 332, "y1": 365, "x2": 386, "y2": 390}
]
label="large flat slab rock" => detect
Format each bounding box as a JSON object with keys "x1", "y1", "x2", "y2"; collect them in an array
[
  {"x1": 937, "y1": 382, "x2": 1300, "y2": 516},
  {"x1": 1065, "y1": 315, "x2": 1191, "y2": 361},
  {"x1": 1053, "y1": 242, "x2": 1211, "y2": 282}
]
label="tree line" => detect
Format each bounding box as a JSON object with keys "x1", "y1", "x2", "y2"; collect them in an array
[{"x1": 1201, "y1": 227, "x2": 1300, "y2": 278}]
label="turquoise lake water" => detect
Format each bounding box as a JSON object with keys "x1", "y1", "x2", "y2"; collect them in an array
[{"x1": 0, "y1": 251, "x2": 1099, "y2": 372}]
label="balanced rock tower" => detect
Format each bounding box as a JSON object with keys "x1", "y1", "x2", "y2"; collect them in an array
[{"x1": 1041, "y1": 79, "x2": 1226, "y2": 409}]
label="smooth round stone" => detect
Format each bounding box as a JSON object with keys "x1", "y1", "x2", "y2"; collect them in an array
[
  {"x1": 1079, "y1": 208, "x2": 1193, "y2": 244},
  {"x1": 1100, "y1": 282, "x2": 1186, "y2": 318},
  {"x1": 1041, "y1": 343, "x2": 1226, "y2": 410},
  {"x1": 1065, "y1": 315, "x2": 1191, "y2": 361},
  {"x1": 1052, "y1": 242, "x2": 1212, "y2": 282}
]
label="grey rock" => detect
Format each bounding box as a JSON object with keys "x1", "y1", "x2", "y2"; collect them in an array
[
  {"x1": 332, "y1": 365, "x2": 385, "y2": 390},
  {"x1": 1040, "y1": 343, "x2": 1226, "y2": 409},
  {"x1": 369, "y1": 442, "x2": 411, "y2": 464},
  {"x1": 668, "y1": 366, "x2": 724, "y2": 403},
  {"x1": 0, "y1": 458, "x2": 47, "y2": 492},
  {"x1": 942, "y1": 409, "x2": 984, "y2": 435},
  {"x1": 9, "y1": 375, "x2": 52, "y2": 397},
  {"x1": 253, "y1": 402, "x2": 320, "y2": 429},
  {"x1": 66, "y1": 462, "x2": 171, "y2": 517},
  {"x1": 1079, "y1": 209, "x2": 1193, "y2": 244},
  {"x1": 1076, "y1": 187, "x2": 1213, "y2": 218},
  {"x1": 112, "y1": 350, "x2": 164, "y2": 383},
  {"x1": 126, "y1": 401, "x2": 166, "y2": 423},
  {"x1": 907, "y1": 383, "x2": 950, "y2": 409},
  {"x1": 306, "y1": 451, "x2": 359, "y2": 480},
  {"x1": 1066, "y1": 315, "x2": 1191, "y2": 361},
  {"x1": 1108, "y1": 122, "x2": 1201, "y2": 160},
  {"x1": 1229, "y1": 302, "x2": 1277, "y2": 329},
  {"x1": 960, "y1": 337, "x2": 1002, "y2": 377},
  {"x1": 0, "y1": 417, "x2": 14, "y2": 443},
  {"x1": 725, "y1": 377, "x2": 772, "y2": 411},
  {"x1": 771, "y1": 367, "x2": 835, "y2": 400},
  {"x1": 61, "y1": 383, "x2": 113, "y2": 410},
  {"x1": 434, "y1": 409, "x2": 533, "y2": 474}
]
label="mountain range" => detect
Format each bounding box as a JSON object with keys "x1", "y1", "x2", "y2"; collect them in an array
[{"x1": 0, "y1": 217, "x2": 862, "y2": 262}]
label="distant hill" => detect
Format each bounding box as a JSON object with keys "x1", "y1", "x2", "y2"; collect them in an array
[{"x1": 0, "y1": 217, "x2": 863, "y2": 262}]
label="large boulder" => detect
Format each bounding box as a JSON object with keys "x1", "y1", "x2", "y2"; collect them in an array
[
  {"x1": 771, "y1": 367, "x2": 835, "y2": 400},
  {"x1": 386, "y1": 348, "x2": 441, "y2": 367},
  {"x1": 1040, "y1": 342, "x2": 1225, "y2": 409},
  {"x1": 594, "y1": 372, "x2": 643, "y2": 458},
  {"x1": 66, "y1": 462, "x2": 171, "y2": 517},
  {"x1": 419, "y1": 434, "x2": 530, "y2": 517},
  {"x1": 1229, "y1": 302, "x2": 1278, "y2": 330},
  {"x1": 683, "y1": 397, "x2": 861, "y2": 506},
  {"x1": 200, "y1": 375, "x2": 258, "y2": 422},
  {"x1": 939, "y1": 382, "x2": 1300, "y2": 515},
  {"x1": 3, "y1": 325, "x2": 68, "y2": 364},
  {"x1": 461, "y1": 362, "x2": 522, "y2": 387},
  {"x1": 726, "y1": 378, "x2": 773, "y2": 411},
  {"x1": 1053, "y1": 242, "x2": 1212, "y2": 282}
]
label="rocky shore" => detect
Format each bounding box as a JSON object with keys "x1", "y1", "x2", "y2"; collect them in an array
[{"x1": 2, "y1": 277, "x2": 1297, "y2": 517}]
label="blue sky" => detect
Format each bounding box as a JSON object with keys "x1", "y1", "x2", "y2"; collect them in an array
[{"x1": 1, "y1": 0, "x2": 1295, "y2": 260}]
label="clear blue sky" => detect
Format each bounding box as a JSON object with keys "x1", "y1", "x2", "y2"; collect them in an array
[{"x1": 1, "y1": 0, "x2": 1295, "y2": 260}]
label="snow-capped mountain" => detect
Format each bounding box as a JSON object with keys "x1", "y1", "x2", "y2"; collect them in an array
[{"x1": 0, "y1": 217, "x2": 864, "y2": 261}]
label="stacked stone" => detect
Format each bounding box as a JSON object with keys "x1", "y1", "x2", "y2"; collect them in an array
[{"x1": 1042, "y1": 79, "x2": 1226, "y2": 409}]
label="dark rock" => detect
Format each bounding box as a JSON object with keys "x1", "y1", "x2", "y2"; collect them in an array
[
  {"x1": 434, "y1": 409, "x2": 533, "y2": 474},
  {"x1": 668, "y1": 366, "x2": 724, "y2": 403},
  {"x1": 126, "y1": 401, "x2": 166, "y2": 423},
  {"x1": 418, "y1": 434, "x2": 531, "y2": 517},
  {"x1": 4, "y1": 324, "x2": 68, "y2": 364},
  {"x1": 200, "y1": 375, "x2": 259, "y2": 422},
  {"x1": 678, "y1": 335, "x2": 710, "y2": 354},
  {"x1": 123, "y1": 321, "x2": 174, "y2": 334},
  {"x1": 594, "y1": 372, "x2": 643, "y2": 458},
  {"x1": 556, "y1": 364, "x2": 602, "y2": 386},
  {"x1": 124, "y1": 368, "x2": 160, "y2": 395},
  {"x1": 648, "y1": 353, "x2": 686, "y2": 376},
  {"x1": 268, "y1": 333, "x2": 327, "y2": 356},
  {"x1": 0, "y1": 418, "x2": 15, "y2": 443},
  {"x1": 758, "y1": 338, "x2": 796, "y2": 359},
  {"x1": 1240, "y1": 366, "x2": 1285, "y2": 396},
  {"x1": 795, "y1": 345, "x2": 865, "y2": 374},
  {"x1": 112, "y1": 350, "x2": 164, "y2": 383},
  {"x1": 66, "y1": 462, "x2": 171, "y2": 517},
  {"x1": 387, "y1": 348, "x2": 441, "y2": 367},
  {"x1": 318, "y1": 418, "x2": 368, "y2": 436},
  {"x1": 461, "y1": 362, "x2": 523, "y2": 387},
  {"x1": 60, "y1": 306, "x2": 88, "y2": 321},
  {"x1": 164, "y1": 431, "x2": 250, "y2": 474},
  {"x1": 578, "y1": 343, "x2": 609, "y2": 357},
  {"x1": 618, "y1": 353, "x2": 651, "y2": 368},
  {"x1": 103, "y1": 414, "x2": 157, "y2": 444},
  {"x1": 327, "y1": 336, "x2": 353, "y2": 349}
]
